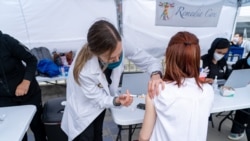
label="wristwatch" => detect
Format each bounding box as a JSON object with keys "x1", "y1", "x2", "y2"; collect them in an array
[
  {"x1": 113, "y1": 97, "x2": 121, "y2": 106},
  {"x1": 151, "y1": 71, "x2": 163, "y2": 78}
]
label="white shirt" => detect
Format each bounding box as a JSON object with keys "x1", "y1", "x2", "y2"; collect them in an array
[{"x1": 150, "y1": 78, "x2": 214, "y2": 141}]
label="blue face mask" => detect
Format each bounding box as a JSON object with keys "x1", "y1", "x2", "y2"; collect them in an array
[
  {"x1": 107, "y1": 53, "x2": 123, "y2": 69},
  {"x1": 247, "y1": 58, "x2": 250, "y2": 66}
]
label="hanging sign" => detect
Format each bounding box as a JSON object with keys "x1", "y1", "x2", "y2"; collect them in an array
[{"x1": 155, "y1": 0, "x2": 224, "y2": 27}]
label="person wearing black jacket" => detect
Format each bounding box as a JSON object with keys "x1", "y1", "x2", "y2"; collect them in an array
[
  {"x1": 201, "y1": 38, "x2": 231, "y2": 132},
  {"x1": 0, "y1": 31, "x2": 47, "y2": 141},
  {"x1": 228, "y1": 52, "x2": 250, "y2": 140},
  {"x1": 201, "y1": 38, "x2": 231, "y2": 84}
]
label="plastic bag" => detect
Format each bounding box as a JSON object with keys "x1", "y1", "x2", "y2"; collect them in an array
[{"x1": 37, "y1": 59, "x2": 60, "y2": 77}]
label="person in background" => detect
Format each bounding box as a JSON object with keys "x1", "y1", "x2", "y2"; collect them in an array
[
  {"x1": 232, "y1": 32, "x2": 250, "y2": 58},
  {"x1": 228, "y1": 52, "x2": 250, "y2": 140},
  {"x1": 0, "y1": 31, "x2": 47, "y2": 141},
  {"x1": 139, "y1": 31, "x2": 214, "y2": 141},
  {"x1": 201, "y1": 38, "x2": 231, "y2": 84},
  {"x1": 61, "y1": 20, "x2": 164, "y2": 141}
]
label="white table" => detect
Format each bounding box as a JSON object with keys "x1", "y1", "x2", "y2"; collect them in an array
[
  {"x1": 211, "y1": 86, "x2": 250, "y2": 113},
  {"x1": 0, "y1": 105, "x2": 36, "y2": 141},
  {"x1": 211, "y1": 86, "x2": 250, "y2": 131},
  {"x1": 111, "y1": 98, "x2": 145, "y2": 125},
  {"x1": 110, "y1": 86, "x2": 250, "y2": 141},
  {"x1": 36, "y1": 75, "x2": 67, "y2": 88},
  {"x1": 36, "y1": 75, "x2": 67, "y2": 83},
  {"x1": 110, "y1": 97, "x2": 145, "y2": 141}
]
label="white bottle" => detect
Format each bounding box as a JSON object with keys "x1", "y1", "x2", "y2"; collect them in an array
[
  {"x1": 212, "y1": 75, "x2": 219, "y2": 93},
  {"x1": 60, "y1": 66, "x2": 65, "y2": 76}
]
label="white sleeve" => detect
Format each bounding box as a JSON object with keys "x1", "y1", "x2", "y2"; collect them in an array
[
  {"x1": 246, "y1": 40, "x2": 250, "y2": 53},
  {"x1": 123, "y1": 38, "x2": 163, "y2": 74}
]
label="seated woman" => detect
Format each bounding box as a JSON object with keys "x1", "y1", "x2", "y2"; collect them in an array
[
  {"x1": 139, "y1": 31, "x2": 214, "y2": 141},
  {"x1": 201, "y1": 38, "x2": 231, "y2": 84},
  {"x1": 228, "y1": 52, "x2": 250, "y2": 140},
  {"x1": 201, "y1": 38, "x2": 231, "y2": 127}
]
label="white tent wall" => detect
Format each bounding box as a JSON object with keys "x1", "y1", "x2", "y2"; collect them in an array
[
  {"x1": 1, "y1": 0, "x2": 249, "y2": 58},
  {"x1": 122, "y1": 0, "x2": 239, "y2": 58},
  {"x1": 0, "y1": 1, "x2": 29, "y2": 42},
  {"x1": 238, "y1": 6, "x2": 250, "y2": 22},
  {"x1": 0, "y1": 0, "x2": 118, "y2": 53}
]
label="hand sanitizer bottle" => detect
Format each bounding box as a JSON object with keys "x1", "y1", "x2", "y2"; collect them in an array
[{"x1": 212, "y1": 75, "x2": 219, "y2": 93}]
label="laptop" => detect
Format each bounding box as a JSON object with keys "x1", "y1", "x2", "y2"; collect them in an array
[
  {"x1": 224, "y1": 69, "x2": 250, "y2": 88},
  {"x1": 120, "y1": 72, "x2": 150, "y2": 95}
]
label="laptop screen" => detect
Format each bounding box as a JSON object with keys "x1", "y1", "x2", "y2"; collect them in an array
[
  {"x1": 120, "y1": 72, "x2": 150, "y2": 95},
  {"x1": 224, "y1": 69, "x2": 250, "y2": 88}
]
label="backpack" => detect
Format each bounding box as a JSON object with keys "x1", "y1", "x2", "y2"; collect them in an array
[
  {"x1": 31, "y1": 47, "x2": 59, "y2": 77},
  {"x1": 31, "y1": 47, "x2": 53, "y2": 62}
]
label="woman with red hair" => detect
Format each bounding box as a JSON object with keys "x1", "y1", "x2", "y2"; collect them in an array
[{"x1": 139, "y1": 31, "x2": 214, "y2": 141}]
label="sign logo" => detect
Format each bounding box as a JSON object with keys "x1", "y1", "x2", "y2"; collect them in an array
[
  {"x1": 156, "y1": 0, "x2": 224, "y2": 27},
  {"x1": 158, "y1": 2, "x2": 175, "y2": 20}
]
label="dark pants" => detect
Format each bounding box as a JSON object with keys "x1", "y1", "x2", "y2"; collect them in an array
[
  {"x1": 0, "y1": 90, "x2": 47, "y2": 141},
  {"x1": 73, "y1": 110, "x2": 106, "y2": 141},
  {"x1": 231, "y1": 109, "x2": 250, "y2": 140}
]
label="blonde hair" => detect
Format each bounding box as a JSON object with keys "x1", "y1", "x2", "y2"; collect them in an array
[
  {"x1": 73, "y1": 20, "x2": 121, "y2": 85},
  {"x1": 73, "y1": 44, "x2": 92, "y2": 85}
]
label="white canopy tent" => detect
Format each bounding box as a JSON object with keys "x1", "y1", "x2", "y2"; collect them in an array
[
  {"x1": 0, "y1": 0, "x2": 249, "y2": 58},
  {"x1": 0, "y1": 0, "x2": 118, "y2": 53},
  {"x1": 122, "y1": 0, "x2": 250, "y2": 58}
]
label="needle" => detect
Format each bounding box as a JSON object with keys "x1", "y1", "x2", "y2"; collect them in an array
[
  {"x1": 130, "y1": 94, "x2": 139, "y2": 97},
  {"x1": 130, "y1": 94, "x2": 145, "y2": 98}
]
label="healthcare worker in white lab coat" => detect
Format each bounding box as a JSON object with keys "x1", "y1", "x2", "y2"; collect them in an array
[{"x1": 61, "y1": 20, "x2": 163, "y2": 141}]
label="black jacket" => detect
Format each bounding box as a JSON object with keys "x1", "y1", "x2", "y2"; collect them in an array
[
  {"x1": 232, "y1": 59, "x2": 250, "y2": 70},
  {"x1": 201, "y1": 54, "x2": 230, "y2": 79},
  {"x1": 0, "y1": 31, "x2": 40, "y2": 99}
]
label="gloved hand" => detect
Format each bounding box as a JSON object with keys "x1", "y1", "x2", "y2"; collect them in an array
[{"x1": 199, "y1": 66, "x2": 209, "y2": 80}]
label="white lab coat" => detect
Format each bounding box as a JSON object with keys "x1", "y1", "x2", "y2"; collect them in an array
[{"x1": 61, "y1": 43, "x2": 162, "y2": 140}]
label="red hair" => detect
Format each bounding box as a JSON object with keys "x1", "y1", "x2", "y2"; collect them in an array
[{"x1": 163, "y1": 31, "x2": 201, "y2": 88}]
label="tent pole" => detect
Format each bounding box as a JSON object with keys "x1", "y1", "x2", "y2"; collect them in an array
[
  {"x1": 18, "y1": 0, "x2": 31, "y2": 48},
  {"x1": 230, "y1": 0, "x2": 242, "y2": 40}
]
